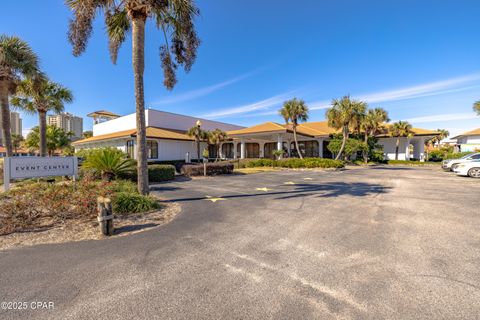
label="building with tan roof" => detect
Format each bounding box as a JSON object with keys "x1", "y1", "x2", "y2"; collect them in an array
[
  {"x1": 73, "y1": 108, "x2": 439, "y2": 161},
  {"x1": 452, "y1": 128, "x2": 480, "y2": 152}
]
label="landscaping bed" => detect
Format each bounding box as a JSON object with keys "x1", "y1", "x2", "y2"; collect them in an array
[
  {"x1": 0, "y1": 179, "x2": 180, "y2": 250},
  {"x1": 238, "y1": 157, "x2": 345, "y2": 169}
]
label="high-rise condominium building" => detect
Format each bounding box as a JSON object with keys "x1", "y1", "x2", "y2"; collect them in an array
[
  {"x1": 47, "y1": 112, "x2": 83, "y2": 139},
  {"x1": 0, "y1": 112, "x2": 23, "y2": 146}
]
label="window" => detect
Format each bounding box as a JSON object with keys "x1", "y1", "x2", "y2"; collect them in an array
[
  {"x1": 471, "y1": 154, "x2": 480, "y2": 160},
  {"x1": 126, "y1": 140, "x2": 134, "y2": 158},
  {"x1": 147, "y1": 140, "x2": 158, "y2": 159}
]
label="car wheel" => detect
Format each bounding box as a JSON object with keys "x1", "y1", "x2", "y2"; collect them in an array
[{"x1": 468, "y1": 167, "x2": 480, "y2": 178}]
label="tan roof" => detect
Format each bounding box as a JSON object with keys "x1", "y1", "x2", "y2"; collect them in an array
[
  {"x1": 86, "y1": 110, "x2": 120, "y2": 118},
  {"x1": 452, "y1": 128, "x2": 480, "y2": 139},
  {"x1": 227, "y1": 122, "x2": 287, "y2": 135},
  {"x1": 72, "y1": 127, "x2": 194, "y2": 145},
  {"x1": 297, "y1": 122, "x2": 338, "y2": 135},
  {"x1": 227, "y1": 121, "x2": 439, "y2": 138}
]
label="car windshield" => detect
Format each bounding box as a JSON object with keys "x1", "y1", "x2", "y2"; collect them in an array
[{"x1": 461, "y1": 153, "x2": 479, "y2": 159}]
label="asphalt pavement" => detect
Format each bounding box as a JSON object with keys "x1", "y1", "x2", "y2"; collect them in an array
[{"x1": 1, "y1": 166, "x2": 479, "y2": 319}]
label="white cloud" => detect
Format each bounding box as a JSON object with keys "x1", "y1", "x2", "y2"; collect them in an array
[
  {"x1": 307, "y1": 73, "x2": 480, "y2": 112},
  {"x1": 200, "y1": 92, "x2": 296, "y2": 119},
  {"x1": 358, "y1": 74, "x2": 480, "y2": 103},
  {"x1": 22, "y1": 128, "x2": 32, "y2": 137},
  {"x1": 152, "y1": 70, "x2": 258, "y2": 105},
  {"x1": 403, "y1": 112, "x2": 478, "y2": 124}
]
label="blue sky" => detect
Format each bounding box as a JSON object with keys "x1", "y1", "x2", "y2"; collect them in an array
[{"x1": 2, "y1": 0, "x2": 480, "y2": 138}]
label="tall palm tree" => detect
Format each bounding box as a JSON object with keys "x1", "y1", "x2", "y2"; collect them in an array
[
  {"x1": 0, "y1": 35, "x2": 39, "y2": 156},
  {"x1": 326, "y1": 96, "x2": 367, "y2": 160},
  {"x1": 208, "y1": 128, "x2": 227, "y2": 161},
  {"x1": 279, "y1": 98, "x2": 309, "y2": 159},
  {"x1": 473, "y1": 100, "x2": 480, "y2": 116},
  {"x1": 389, "y1": 121, "x2": 413, "y2": 160},
  {"x1": 66, "y1": 0, "x2": 200, "y2": 195},
  {"x1": 187, "y1": 120, "x2": 208, "y2": 162},
  {"x1": 360, "y1": 107, "x2": 389, "y2": 163},
  {"x1": 11, "y1": 75, "x2": 73, "y2": 156}
]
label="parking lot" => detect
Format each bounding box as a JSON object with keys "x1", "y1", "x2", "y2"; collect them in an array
[{"x1": 1, "y1": 166, "x2": 479, "y2": 319}]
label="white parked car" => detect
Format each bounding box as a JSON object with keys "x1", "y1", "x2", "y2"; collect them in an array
[
  {"x1": 442, "y1": 152, "x2": 480, "y2": 171},
  {"x1": 453, "y1": 160, "x2": 480, "y2": 178}
]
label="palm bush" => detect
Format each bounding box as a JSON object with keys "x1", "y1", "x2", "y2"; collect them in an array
[
  {"x1": 82, "y1": 148, "x2": 136, "y2": 181},
  {"x1": 112, "y1": 192, "x2": 160, "y2": 214}
]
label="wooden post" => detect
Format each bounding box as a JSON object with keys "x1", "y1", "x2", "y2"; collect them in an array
[{"x1": 97, "y1": 196, "x2": 114, "y2": 236}]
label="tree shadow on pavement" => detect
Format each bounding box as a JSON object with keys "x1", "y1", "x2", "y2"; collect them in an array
[{"x1": 163, "y1": 181, "x2": 390, "y2": 203}]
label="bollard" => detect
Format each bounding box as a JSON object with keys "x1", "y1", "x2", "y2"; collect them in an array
[{"x1": 97, "y1": 196, "x2": 114, "y2": 236}]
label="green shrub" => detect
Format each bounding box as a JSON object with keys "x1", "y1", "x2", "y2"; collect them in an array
[
  {"x1": 148, "y1": 164, "x2": 175, "y2": 182},
  {"x1": 112, "y1": 192, "x2": 160, "y2": 214},
  {"x1": 181, "y1": 162, "x2": 234, "y2": 176},
  {"x1": 119, "y1": 164, "x2": 176, "y2": 182},
  {"x1": 445, "y1": 152, "x2": 473, "y2": 160},
  {"x1": 241, "y1": 157, "x2": 344, "y2": 169},
  {"x1": 385, "y1": 160, "x2": 435, "y2": 165},
  {"x1": 82, "y1": 147, "x2": 135, "y2": 181}
]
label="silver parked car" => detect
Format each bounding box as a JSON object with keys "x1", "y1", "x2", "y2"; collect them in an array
[{"x1": 442, "y1": 152, "x2": 480, "y2": 171}]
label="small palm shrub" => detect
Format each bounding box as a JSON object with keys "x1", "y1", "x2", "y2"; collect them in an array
[
  {"x1": 82, "y1": 148, "x2": 135, "y2": 181},
  {"x1": 112, "y1": 192, "x2": 160, "y2": 214}
]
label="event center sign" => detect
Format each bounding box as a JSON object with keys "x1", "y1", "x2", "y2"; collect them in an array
[{"x1": 3, "y1": 157, "x2": 78, "y2": 191}]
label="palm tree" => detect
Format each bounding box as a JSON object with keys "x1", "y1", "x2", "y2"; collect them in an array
[
  {"x1": 82, "y1": 130, "x2": 93, "y2": 139},
  {"x1": 66, "y1": 0, "x2": 200, "y2": 195},
  {"x1": 326, "y1": 96, "x2": 367, "y2": 160},
  {"x1": 187, "y1": 120, "x2": 208, "y2": 162},
  {"x1": 25, "y1": 125, "x2": 73, "y2": 156},
  {"x1": 0, "y1": 35, "x2": 39, "y2": 156},
  {"x1": 431, "y1": 128, "x2": 450, "y2": 147},
  {"x1": 389, "y1": 121, "x2": 413, "y2": 160},
  {"x1": 279, "y1": 98, "x2": 309, "y2": 159},
  {"x1": 473, "y1": 100, "x2": 480, "y2": 116},
  {"x1": 360, "y1": 107, "x2": 389, "y2": 163},
  {"x1": 11, "y1": 133, "x2": 24, "y2": 155},
  {"x1": 11, "y1": 75, "x2": 73, "y2": 156},
  {"x1": 208, "y1": 128, "x2": 227, "y2": 161}
]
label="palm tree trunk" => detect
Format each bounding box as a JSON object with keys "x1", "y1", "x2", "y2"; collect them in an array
[
  {"x1": 293, "y1": 126, "x2": 303, "y2": 159},
  {"x1": 197, "y1": 139, "x2": 201, "y2": 163},
  {"x1": 335, "y1": 126, "x2": 348, "y2": 161},
  {"x1": 38, "y1": 110, "x2": 47, "y2": 157},
  {"x1": 132, "y1": 16, "x2": 149, "y2": 195},
  {"x1": 0, "y1": 83, "x2": 13, "y2": 157},
  {"x1": 363, "y1": 132, "x2": 369, "y2": 164},
  {"x1": 395, "y1": 137, "x2": 400, "y2": 160}
]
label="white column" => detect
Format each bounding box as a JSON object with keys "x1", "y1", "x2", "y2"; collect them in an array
[
  {"x1": 405, "y1": 138, "x2": 411, "y2": 160},
  {"x1": 286, "y1": 139, "x2": 291, "y2": 157},
  {"x1": 418, "y1": 137, "x2": 425, "y2": 162},
  {"x1": 233, "y1": 142, "x2": 238, "y2": 159},
  {"x1": 317, "y1": 138, "x2": 323, "y2": 158},
  {"x1": 277, "y1": 134, "x2": 283, "y2": 159},
  {"x1": 219, "y1": 143, "x2": 224, "y2": 159},
  {"x1": 259, "y1": 142, "x2": 265, "y2": 158},
  {"x1": 240, "y1": 139, "x2": 246, "y2": 159}
]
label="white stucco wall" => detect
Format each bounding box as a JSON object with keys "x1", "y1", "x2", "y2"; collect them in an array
[
  {"x1": 91, "y1": 109, "x2": 243, "y2": 137},
  {"x1": 75, "y1": 139, "x2": 128, "y2": 153},
  {"x1": 458, "y1": 135, "x2": 480, "y2": 144},
  {"x1": 146, "y1": 109, "x2": 243, "y2": 132},
  {"x1": 156, "y1": 139, "x2": 207, "y2": 161},
  {"x1": 92, "y1": 114, "x2": 137, "y2": 136},
  {"x1": 377, "y1": 137, "x2": 409, "y2": 160},
  {"x1": 75, "y1": 138, "x2": 209, "y2": 161}
]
